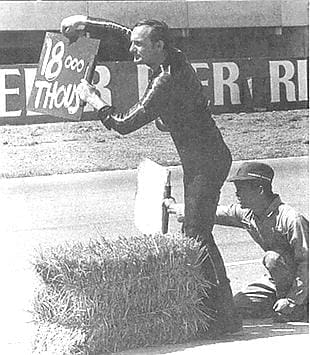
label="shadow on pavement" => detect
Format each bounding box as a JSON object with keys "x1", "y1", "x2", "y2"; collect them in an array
[{"x1": 119, "y1": 319, "x2": 309, "y2": 355}]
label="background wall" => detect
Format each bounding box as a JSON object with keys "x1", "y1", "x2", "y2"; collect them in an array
[
  {"x1": 0, "y1": 0, "x2": 308, "y2": 124},
  {"x1": 0, "y1": 1, "x2": 308, "y2": 64}
]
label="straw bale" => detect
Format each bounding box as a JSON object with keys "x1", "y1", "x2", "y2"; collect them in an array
[
  {"x1": 33, "y1": 323, "x2": 86, "y2": 355},
  {"x1": 32, "y1": 233, "x2": 215, "y2": 354}
]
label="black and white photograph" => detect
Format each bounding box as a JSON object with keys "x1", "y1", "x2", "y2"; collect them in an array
[{"x1": 0, "y1": 0, "x2": 308, "y2": 354}]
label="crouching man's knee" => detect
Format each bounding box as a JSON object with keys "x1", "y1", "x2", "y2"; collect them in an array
[
  {"x1": 233, "y1": 290, "x2": 275, "y2": 319},
  {"x1": 262, "y1": 250, "x2": 295, "y2": 298}
]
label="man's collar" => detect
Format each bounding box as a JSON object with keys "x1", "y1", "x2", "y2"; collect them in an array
[
  {"x1": 260, "y1": 194, "x2": 283, "y2": 218},
  {"x1": 150, "y1": 48, "x2": 181, "y2": 77},
  {"x1": 149, "y1": 50, "x2": 170, "y2": 76}
]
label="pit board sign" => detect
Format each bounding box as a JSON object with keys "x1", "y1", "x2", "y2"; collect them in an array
[
  {"x1": 135, "y1": 158, "x2": 171, "y2": 235},
  {"x1": 27, "y1": 32, "x2": 100, "y2": 121}
]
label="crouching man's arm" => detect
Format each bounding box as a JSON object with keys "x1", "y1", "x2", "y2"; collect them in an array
[
  {"x1": 275, "y1": 215, "x2": 309, "y2": 315},
  {"x1": 164, "y1": 198, "x2": 246, "y2": 228}
]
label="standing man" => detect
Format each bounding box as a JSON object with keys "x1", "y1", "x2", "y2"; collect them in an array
[
  {"x1": 61, "y1": 15, "x2": 241, "y2": 334},
  {"x1": 166, "y1": 162, "x2": 309, "y2": 322}
]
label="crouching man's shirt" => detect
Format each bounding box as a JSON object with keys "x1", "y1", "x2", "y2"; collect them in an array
[{"x1": 216, "y1": 195, "x2": 309, "y2": 306}]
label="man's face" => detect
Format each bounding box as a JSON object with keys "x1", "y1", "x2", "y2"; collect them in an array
[
  {"x1": 129, "y1": 25, "x2": 160, "y2": 67},
  {"x1": 234, "y1": 181, "x2": 261, "y2": 209}
]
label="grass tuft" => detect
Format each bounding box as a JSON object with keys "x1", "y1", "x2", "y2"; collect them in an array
[{"x1": 32, "y1": 233, "x2": 215, "y2": 354}]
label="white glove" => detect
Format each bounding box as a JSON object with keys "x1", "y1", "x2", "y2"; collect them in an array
[
  {"x1": 60, "y1": 15, "x2": 87, "y2": 38},
  {"x1": 273, "y1": 298, "x2": 296, "y2": 315},
  {"x1": 77, "y1": 79, "x2": 109, "y2": 111}
]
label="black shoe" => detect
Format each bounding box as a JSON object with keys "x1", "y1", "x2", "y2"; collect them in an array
[{"x1": 203, "y1": 311, "x2": 243, "y2": 339}]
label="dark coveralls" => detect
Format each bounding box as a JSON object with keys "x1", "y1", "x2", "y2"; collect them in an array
[{"x1": 85, "y1": 18, "x2": 238, "y2": 331}]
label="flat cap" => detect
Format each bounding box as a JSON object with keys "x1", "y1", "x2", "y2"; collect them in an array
[{"x1": 227, "y1": 162, "x2": 274, "y2": 182}]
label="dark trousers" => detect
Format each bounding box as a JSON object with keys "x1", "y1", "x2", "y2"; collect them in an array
[
  {"x1": 182, "y1": 154, "x2": 241, "y2": 331},
  {"x1": 183, "y1": 173, "x2": 229, "y2": 286}
]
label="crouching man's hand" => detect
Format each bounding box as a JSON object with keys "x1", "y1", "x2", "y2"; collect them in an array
[
  {"x1": 273, "y1": 298, "x2": 296, "y2": 315},
  {"x1": 163, "y1": 198, "x2": 185, "y2": 223}
]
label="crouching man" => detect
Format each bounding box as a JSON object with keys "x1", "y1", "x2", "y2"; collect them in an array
[{"x1": 165, "y1": 161, "x2": 309, "y2": 322}]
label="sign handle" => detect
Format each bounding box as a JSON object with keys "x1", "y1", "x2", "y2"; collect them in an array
[
  {"x1": 84, "y1": 56, "x2": 97, "y2": 83},
  {"x1": 80, "y1": 56, "x2": 97, "y2": 108},
  {"x1": 162, "y1": 170, "x2": 171, "y2": 234}
]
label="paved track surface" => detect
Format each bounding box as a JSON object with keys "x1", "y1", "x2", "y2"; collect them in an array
[{"x1": 0, "y1": 156, "x2": 308, "y2": 354}]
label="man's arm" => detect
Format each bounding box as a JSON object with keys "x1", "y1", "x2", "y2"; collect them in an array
[
  {"x1": 77, "y1": 68, "x2": 173, "y2": 135},
  {"x1": 101, "y1": 69, "x2": 172, "y2": 134},
  {"x1": 285, "y1": 215, "x2": 309, "y2": 305},
  {"x1": 215, "y1": 204, "x2": 247, "y2": 228},
  {"x1": 165, "y1": 198, "x2": 246, "y2": 228},
  {"x1": 273, "y1": 214, "x2": 308, "y2": 317},
  {"x1": 61, "y1": 15, "x2": 131, "y2": 42}
]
